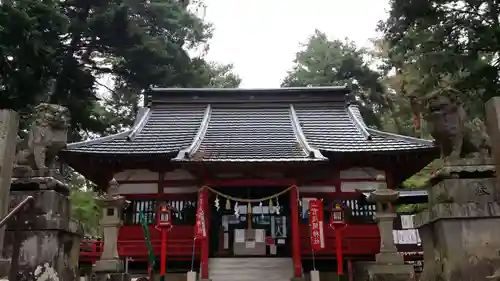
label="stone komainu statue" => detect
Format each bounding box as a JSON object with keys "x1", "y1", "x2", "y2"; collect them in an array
[
  {"x1": 15, "y1": 103, "x2": 70, "y2": 170},
  {"x1": 415, "y1": 89, "x2": 490, "y2": 160}
]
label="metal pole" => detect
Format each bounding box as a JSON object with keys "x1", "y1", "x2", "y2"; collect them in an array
[
  {"x1": 309, "y1": 225, "x2": 316, "y2": 271},
  {"x1": 0, "y1": 196, "x2": 34, "y2": 228},
  {"x1": 125, "y1": 257, "x2": 129, "y2": 273},
  {"x1": 190, "y1": 238, "x2": 196, "y2": 271},
  {"x1": 159, "y1": 229, "x2": 167, "y2": 281}
]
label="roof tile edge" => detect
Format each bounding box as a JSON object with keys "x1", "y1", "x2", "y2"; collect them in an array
[
  {"x1": 289, "y1": 104, "x2": 327, "y2": 159},
  {"x1": 346, "y1": 105, "x2": 372, "y2": 140},
  {"x1": 127, "y1": 107, "x2": 152, "y2": 141},
  {"x1": 173, "y1": 104, "x2": 212, "y2": 160},
  {"x1": 65, "y1": 107, "x2": 150, "y2": 150}
]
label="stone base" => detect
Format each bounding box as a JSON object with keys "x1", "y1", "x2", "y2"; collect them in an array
[
  {"x1": 0, "y1": 258, "x2": 10, "y2": 278},
  {"x1": 3, "y1": 229, "x2": 82, "y2": 281},
  {"x1": 418, "y1": 216, "x2": 500, "y2": 281},
  {"x1": 199, "y1": 279, "x2": 212, "y2": 281},
  {"x1": 187, "y1": 271, "x2": 197, "y2": 281},
  {"x1": 310, "y1": 270, "x2": 320, "y2": 281},
  {"x1": 2, "y1": 187, "x2": 83, "y2": 281},
  {"x1": 290, "y1": 277, "x2": 306, "y2": 281},
  {"x1": 11, "y1": 169, "x2": 69, "y2": 195},
  {"x1": 107, "y1": 273, "x2": 131, "y2": 281},
  {"x1": 375, "y1": 252, "x2": 406, "y2": 265},
  {"x1": 93, "y1": 259, "x2": 124, "y2": 273},
  {"x1": 368, "y1": 264, "x2": 415, "y2": 281}
]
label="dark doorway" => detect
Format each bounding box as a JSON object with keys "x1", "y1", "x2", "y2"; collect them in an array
[{"x1": 209, "y1": 186, "x2": 292, "y2": 257}]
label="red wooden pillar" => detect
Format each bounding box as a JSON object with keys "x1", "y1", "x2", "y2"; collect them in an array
[
  {"x1": 200, "y1": 187, "x2": 210, "y2": 280},
  {"x1": 290, "y1": 185, "x2": 302, "y2": 278}
]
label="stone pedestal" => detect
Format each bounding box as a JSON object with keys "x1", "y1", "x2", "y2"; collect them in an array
[
  {"x1": 415, "y1": 159, "x2": 500, "y2": 281},
  {"x1": 0, "y1": 109, "x2": 20, "y2": 278},
  {"x1": 93, "y1": 179, "x2": 129, "y2": 279},
  {"x1": 2, "y1": 172, "x2": 83, "y2": 281},
  {"x1": 367, "y1": 178, "x2": 415, "y2": 281},
  {"x1": 107, "y1": 273, "x2": 131, "y2": 281}
]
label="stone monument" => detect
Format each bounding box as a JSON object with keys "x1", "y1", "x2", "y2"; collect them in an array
[
  {"x1": 2, "y1": 103, "x2": 84, "y2": 281},
  {"x1": 0, "y1": 109, "x2": 20, "y2": 278},
  {"x1": 93, "y1": 178, "x2": 130, "y2": 281},
  {"x1": 413, "y1": 94, "x2": 500, "y2": 281},
  {"x1": 366, "y1": 175, "x2": 415, "y2": 281},
  {"x1": 485, "y1": 96, "x2": 500, "y2": 280}
]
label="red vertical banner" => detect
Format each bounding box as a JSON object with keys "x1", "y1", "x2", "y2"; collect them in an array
[
  {"x1": 195, "y1": 188, "x2": 207, "y2": 240},
  {"x1": 308, "y1": 200, "x2": 325, "y2": 250}
]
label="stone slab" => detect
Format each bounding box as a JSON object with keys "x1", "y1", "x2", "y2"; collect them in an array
[
  {"x1": 414, "y1": 202, "x2": 500, "y2": 228},
  {"x1": 428, "y1": 177, "x2": 499, "y2": 205},
  {"x1": 0, "y1": 109, "x2": 20, "y2": 256},
  {"x1": 0, "y1": 258, "x2": 10, "y2": 279},
  {"x1": 418, "y1": 215, "x2": 500, "y2": 281},
  {"x1": 93, "y1": 259, "x2": 124, "y2": 273},
  {"x1": 375, "y1": 252, "x2": 405, "y2": 265},
  {"x1": 11, "y1": 173, "x2": 70, "y2": 196},
  {"x1": 107, "y1": 273, "x2": 131, "y2": 281},
  {"x1": 9, "y1": 189, "x2": 70, "y2": 216},
  {"x1": 486, "y1": 97, "x2": 500, "y2": 187},
  {"x1": 2, "y1": 229, "x2": 82, "y2": 281},
  {"x1": 368, "y1": 263, "x2": 415, "y2": 281}
]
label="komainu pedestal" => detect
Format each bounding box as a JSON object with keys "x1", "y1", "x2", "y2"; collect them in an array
[
  {"x1": 2, "y1": 170, "x2": 83, "y2": 281},
  {"x1": 415, "y1": 158, "x2": 500, "y2": 281}
]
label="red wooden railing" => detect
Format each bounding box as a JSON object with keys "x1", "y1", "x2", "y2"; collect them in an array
[
  {"x1": 79, "y1": 225, "x2": 200, "y2": 263},
  {"x1": 80, "y1": 224, "x2": 382, "y2": 262},
  {"x1": 299, "y1": 223, "x2": 381, "y2": 258}
]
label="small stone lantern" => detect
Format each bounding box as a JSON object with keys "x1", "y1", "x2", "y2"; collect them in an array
[
  {"x1": 367, "y1": 175, "x2": 415, "y2": 281},
  {"x1": 93, "y1": 178, "x2": 128, "y2": 274}
]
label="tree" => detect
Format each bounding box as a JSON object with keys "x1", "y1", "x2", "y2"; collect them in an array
[
  {"x1": 69, "y1": 173, "x2": 101, "y2": 235},
  {"x1": 190, "y1": 59, "x2": 242, "y2": 88},
  {"x1": 0, "y1": 0, "x2": 217, "y2": 139},
  {"x1": 281, "y1": 30, "x2": 389, "y2": 128},
  {"x1": 378, "y1": 0, "x2": 500, "y2": 120}
]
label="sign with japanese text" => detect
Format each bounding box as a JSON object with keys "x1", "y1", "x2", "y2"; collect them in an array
[
  {"x1": 308, "y1": 199, "x2": 325, "y2": 250},
  {"x1": 195, "y1": 190, "x2": 207, "y2": 239}
]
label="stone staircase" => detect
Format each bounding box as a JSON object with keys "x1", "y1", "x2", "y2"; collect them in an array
[{"x1": 209, "y1": 258, "x2": 294, "y2": 281}]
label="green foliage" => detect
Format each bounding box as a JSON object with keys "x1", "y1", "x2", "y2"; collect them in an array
[
  {"x1": 378, "y1": 0, "x2": 500, "y2": 120},
  {"x1": 68, "y1": 173, "x2": 101, "y2": 235},
  {"x1": 281, "y1": 30, "x2": 389, "y2": 128},
  {"x1": 0, "y1": 0, "x2": 240, "y2": 138}
]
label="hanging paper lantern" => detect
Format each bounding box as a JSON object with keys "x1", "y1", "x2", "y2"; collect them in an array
[
  {"x1": 225, "y1": 198, "x2": 231, "y2": 210},
  {"x1": 275, "y1": 198, "x2": 280, "y2": 215},
  {"x1": 269, "y1": 198, "x2": 273, "y2": 214}
]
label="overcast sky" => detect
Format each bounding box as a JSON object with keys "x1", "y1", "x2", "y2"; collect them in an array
[{"x1": 201, "y1": 0, "x2": 389, "y2": 88}]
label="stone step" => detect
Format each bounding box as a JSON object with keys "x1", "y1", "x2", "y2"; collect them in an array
[{"x1": 209, "y1": 258, "x2": 293, "y2": 281}]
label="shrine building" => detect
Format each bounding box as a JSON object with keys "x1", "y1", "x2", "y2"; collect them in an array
[{"x1": 62, "y1": 86, "x2": 437, "y2": 280}]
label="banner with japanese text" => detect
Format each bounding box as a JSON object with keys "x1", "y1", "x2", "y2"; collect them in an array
[
  {"x1": 308, "y1": 199, "x2": 325, "y2": 250},
  {"x1": 195, "y1": 190, "x2": 207, "y2": 239}
]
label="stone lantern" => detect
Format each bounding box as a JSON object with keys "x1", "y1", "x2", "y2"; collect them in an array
[
  {"x1": 366, "y1": 175, "x2": 415, "y2": 281},
  {"x1": 93, "y1": 178, "x2": 129, "y2": 280}
]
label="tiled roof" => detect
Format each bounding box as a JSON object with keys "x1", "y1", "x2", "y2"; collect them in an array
[
  {"x1": 63, "y1": 87, "x2": 437, "y2": 161},
  {"x1": 187, "y1": 106, "x2": 312, "y2": 161},
  {"x1": 66, "y1": 104, "x2": 207, "y2": 154},
  {"x1": 294, "y1": 104, "x2": 433, "y2": 152}
]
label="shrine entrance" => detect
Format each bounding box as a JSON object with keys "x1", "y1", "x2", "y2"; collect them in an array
[{"x1": 209, "y1": 186, "x2": 292, "y2": 257}]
